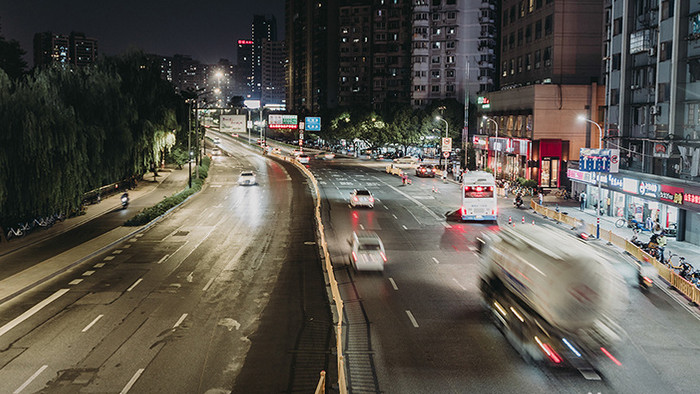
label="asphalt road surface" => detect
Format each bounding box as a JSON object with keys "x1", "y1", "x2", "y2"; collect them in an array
[{"x1": 0, "y1": 136, "x2": 332, "y2": 393}]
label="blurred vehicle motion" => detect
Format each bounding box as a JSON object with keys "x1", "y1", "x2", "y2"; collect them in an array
[
  {"x1": 478, "y1": 225, "x2": 628, "y2": 368},
  {"x1": 350, "y1": 231, "x2": 386, "y2": 271},
  {"x1": 296, "y1": 154, "x2": 310, "y2": 164},
  {"x1": 415, "y1": 164, "x2": 436, "y2": 177}
]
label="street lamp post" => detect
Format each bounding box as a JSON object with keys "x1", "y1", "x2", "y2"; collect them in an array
[
  {"x1": 578, "y1": 115, "x2": 604, "y2": 239},
  {"x1": 187, "y1": 99, "x2": 193, "y2": 188},
  {"x1": 435, "y1": 116, "x2": 449, "y2": 178},
  {"x1": 482, "y1": 116, "x2": 499, "y2": 177}
]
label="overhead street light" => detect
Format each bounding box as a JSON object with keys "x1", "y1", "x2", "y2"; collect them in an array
[
  {"x1": 435, "y1": 116, "x2": 449, "y2": 178},
  {"x1": 482, "y1": 116, "x2": 499, "y2": 177},
  {"x1": 577, "y1": 115, "x2": 604, "y2": 239}
]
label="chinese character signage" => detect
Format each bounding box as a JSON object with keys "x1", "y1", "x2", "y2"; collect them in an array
[
  {"x1": 268, "y1": 114, "x2": 298, "y2": 129},
  {"x1": 305, "y1": 117, "x2": 321, "y2": 131}
]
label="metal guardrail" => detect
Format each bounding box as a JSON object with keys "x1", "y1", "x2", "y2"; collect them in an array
[
  {"x1": 532, "y1": 200, "x2": 700, "y2": 306},
  {"x1": 273, "y1": 152, "x2": 348, "y2": 394}
]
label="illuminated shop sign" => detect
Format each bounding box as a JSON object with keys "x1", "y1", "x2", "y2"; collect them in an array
[
  {"x1": 660, "y1": 185, "x2": 684, "y2": 205},
  {"x1": 472, "y1": 135, "x2": 488, "y2": 149},
  {"x1": 268, "y1": 114, "x2": 298, "y2": 129},
  {"x1": 567, "y1": 169, "x2": 596, "y2": 184},
  {"x1": 685, "y1": 193, "x2": 700, "y2": 205},
  {"x1": 638, "y1": 181, "x2": 660, "y2": 198},
  {"x1": 622, "y1": 178, "x2": 638, "y2": 194}
]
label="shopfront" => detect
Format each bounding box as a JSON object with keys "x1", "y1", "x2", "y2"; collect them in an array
[
  {"x1": 567, "y1": 169, "x2": 700, "y2": 245},
  {"x1": 472, "y1": 135, "x2": 489, "y2": 170}
]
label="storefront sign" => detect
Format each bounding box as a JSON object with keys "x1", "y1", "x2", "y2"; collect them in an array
[
  {"x1": 603, "y1": 174, "x2": 624, "y2": 190},
  {"x1": 660, "y1": 185, "x2": 684, "y2": 205},
  {"x1": 488, "y1": 137, "x2": 509, "y2": 152},
  {"x1": 567, "y1": 169, "x2": 596, "y2": 184},
  {"x1": 653, "y1": 142, "x2": 672, "y2": 158},
  {"x1": 638, "y1": 181, "x2": 660, "y2": 198},
  {"x1": 511, "y1": 139, "x2": 529, "y2": 156},
  {"x1": 472, "y1": 135, "x2": 488, "y2": 149},
  {"x1": 685, "y1": 193, "x2": 700, "y2": 205},
  {"x1": 623, "y1": 178, "x2": 638, "y2": 194}
]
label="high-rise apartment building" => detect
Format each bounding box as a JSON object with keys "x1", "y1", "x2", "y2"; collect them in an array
[
  {"x1": 261, "y1": 40, "x2": 287, "y2": 106},
  {"x1": 69, "y1": 32, "x2": 98, "y2": 67},
  {"x1": 172, "y1": 54, "x2": 205, "y2": 93},
  {"x1": 286, "y1": 0, "x2": 339, "y2": 114},
  {"x1": 251, "y1": 15, "x2": 278, "y2": 100},
  {"x1": 568, "y1": 0, "x2": 700, "y2": 245},
  {"x1": 33, "y1": 32, "x2": 71, "y2": 67},
  {"x1": 475, "y1": 0, "x2": 605, "y2": 189},
  {"x1": 236, "y1": 40, "x2": 254, "y2": 99},
  {"x1": 410, "y1": 0, "x2": 498, "y2": 108},
  {"x1": 338, "y1": 0, "x2": 372, "y2": 107}
]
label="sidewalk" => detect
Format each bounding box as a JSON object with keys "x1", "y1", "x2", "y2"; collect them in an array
[
  {"x1": 535, "y1": 193, "x2": 700, "y2": 265},
  {"x1": 0, "y1": 165, "x2": 192, "y2": 304}
]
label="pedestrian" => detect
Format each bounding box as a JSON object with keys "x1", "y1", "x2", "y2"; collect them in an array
[
  {"x1": 538, "y1": 191, "x2": 544, "y2": 206},
  {"x1": 657, "y1": 232, "x2": 667, "y2": 263},
  {"x1": 579, "y1": 191, "x2": 587, "y2": 211},
  {"x1": 504, "y1": 181, "x2": 509, "y2": 198}
]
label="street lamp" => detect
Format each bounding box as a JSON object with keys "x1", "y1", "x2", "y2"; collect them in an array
[
  {"x1": 435, "y1": 116, "x2": 449, "y2": 177},
  {"x1": 577, "y1": 115, "x2": 604, "y2": 239},
  {"x1": 482, "y1": 116, "x2": 499, "y2": 177}
]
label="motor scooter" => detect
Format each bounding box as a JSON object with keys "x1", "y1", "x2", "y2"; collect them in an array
[
  {"x1": 513, "y1": 196, "x2": 523, "y2": 208},
  {"x1": 637, "y1": 260, "x2": 656, "y2": 290},
  {"x1": 121, "y1": 193, "x2": 129, "y2": 209}
]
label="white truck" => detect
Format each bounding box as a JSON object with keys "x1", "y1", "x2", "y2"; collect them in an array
[{"x1": 478, "y1": 225, "x2": 628, "y2": 367}]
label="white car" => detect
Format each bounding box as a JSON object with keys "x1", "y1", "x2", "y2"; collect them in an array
[
  {"x1": 297, "y1": 154, "x2": 310, "y2": 164},
  {"x1": 292, "y1": 149, "x2": 303, "y2": 157},
  {"x1": 213, "y1": 137, "x2": 221, "y2": 145},
  {"x1": 211, "y1": 147, "x2": 222, "y2": 156},
  {"x1": 350, "y1": 189, "x2": 375, "y2": 208},
  {"x1": 315, "y1": 152, "x2": 336, "y2": 160},
  {"x1": 272, "y1": 147, "x2": 282, "y2": 155},
  {"x1": 237, "y1": 171, "x2": 257, "y2": 185},
  {"x1": 393, "y1": 155, "x2": 420, "y2": 164},
  {"x1": 350, "y1": 231, "x2": 386, "y2": 271}
]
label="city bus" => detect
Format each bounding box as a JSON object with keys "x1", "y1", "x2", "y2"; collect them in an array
[{"x1": 460, "y1": 171, "x2": 498, "y2": 222}]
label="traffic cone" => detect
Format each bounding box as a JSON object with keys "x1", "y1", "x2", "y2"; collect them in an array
[
  {"x1": 508, "y1": 216, "x2": 512, "y2": 225},
  {"x1": 532, "y1": 220, "x2": 535, "y2": 225},
  {"x1": 522, "y1": 216, "x2": 525, "y2": 224}
]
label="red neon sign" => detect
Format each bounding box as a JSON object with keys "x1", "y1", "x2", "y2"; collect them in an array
[{"x1": 237, "y1": 40, "x2": 253, "y2": 45}]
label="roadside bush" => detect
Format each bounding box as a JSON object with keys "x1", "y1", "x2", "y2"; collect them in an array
[{"x1": 124, "y1": 156, "x2": 211, "y2": 226}]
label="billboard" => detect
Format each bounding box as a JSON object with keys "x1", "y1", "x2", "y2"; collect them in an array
[
  {"x1": 220, "y1": 115, "x2": 246, "y2": 133},
  {"x1": 268, "y1": 114, "x2": 298, "y2": 129}
]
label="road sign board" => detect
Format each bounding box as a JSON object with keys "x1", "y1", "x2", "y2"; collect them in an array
[
  {"x1": 442, "y1": 137, "x2": 452, "y2": 152},
  {"x1": 442, "y1": 151, "x2": 450, "y2": 158},
  {"x1": 305, "y1": 117, "x2": 321, "y2": 131},
  {"x1": 579, "y1": 148, "x2": 620, "y2": 173}
]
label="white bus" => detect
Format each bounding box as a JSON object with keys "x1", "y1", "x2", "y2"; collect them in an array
[{"x1": 460, "y1": 171, "x2": 498, "y2": 222}]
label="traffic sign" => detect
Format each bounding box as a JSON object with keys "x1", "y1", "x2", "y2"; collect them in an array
[
  {"x1": 442, "y1": 137, "x2": 452, "y2": 152},
  {"x1": 442, "y1": 151, "x2": 450, "y2": 158},
  {"x1": 305, "y1": 117, "x2": 321, "y2": 131}
]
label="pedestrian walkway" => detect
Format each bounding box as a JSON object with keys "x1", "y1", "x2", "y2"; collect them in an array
[{"x1": 0, "y1": 165, "x2": 191, "y2": 304}]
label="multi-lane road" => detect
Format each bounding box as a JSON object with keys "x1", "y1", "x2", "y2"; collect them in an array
[{"x1": 1, "y1": 131, "x2": 700, "y2": 393}]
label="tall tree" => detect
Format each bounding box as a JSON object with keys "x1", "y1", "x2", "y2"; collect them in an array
[{"x1": 0, "y1": 36, "x2": 28, "y2": 80}]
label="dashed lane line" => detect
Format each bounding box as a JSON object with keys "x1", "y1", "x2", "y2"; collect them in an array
[
  {"x1": 388, "y1": 278, "x2": 399, "y2": 290},
  {"x1": 405, "y1": 310, "x2": 419, "y2": 328}
]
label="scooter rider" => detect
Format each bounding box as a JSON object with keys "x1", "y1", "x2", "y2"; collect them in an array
[
  {"x1": 514, "y1": 193, "x2": 523, "y2": 208},
  {"x1": 121, "y1": 192, "x2": 130, "y2": 208}
]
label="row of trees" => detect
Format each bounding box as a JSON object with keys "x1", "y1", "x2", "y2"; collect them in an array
[{"x1": 0, "y1": 48, "x2": 184, "y2": 226}]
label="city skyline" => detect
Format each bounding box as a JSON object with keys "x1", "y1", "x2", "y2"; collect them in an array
[{"x1": 0, "y1": 0, "x2": 285, "y2": 66}]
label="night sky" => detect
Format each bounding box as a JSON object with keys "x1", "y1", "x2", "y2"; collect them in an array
[{"x1": 0, "y1": 0, "x2": 285, "y2": 66}]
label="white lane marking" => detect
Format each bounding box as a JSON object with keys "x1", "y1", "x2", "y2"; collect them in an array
[
  {"x1": 405, "y1": 310, "x2": 419, "y2": 328},
  {"x1": 122, "y1": 244, "x2": 131, "y2": 249},
  {"x1": 402, "y1": 225, "x2": 408, "y2": 230},
  {"x1": 359, "y1": 224, "x2": 365, "y2": 230},
  {"x1": 388, "y1": 278, "x2": 399, "y2": 290},
  {"x1": 173, "y1": 313, "x2": 188, "y2": 328},
  {"x1": 81, "y1": 314, "x2": 104, "y2": 332},
  {"x1": 13, "y1": 365, "x2": 48, "y2": 394},
  {"x1": 126, "y1": 278, "x2": 143, "y2": 292},
  {"x1": 156, "y1": 254, "x2": 169, "y2": 265},
  {"x1": 392, "y1": 214, "x2": 398, "y2": 219},
  {"x1": 0, "y1": 289, "x2": 70, "y2": 338},
  {"x1": 129, "y1": 238, "x2": 138, "y2": 242},
  {"x1": 443, "y1": 222, "x2": 452, "y2": 229},
  {"x1": 202, "y1": 277, "x2": 215, "y2": 292},
  {"x1": 119, "y1": 368, "x2": 145, "y2": 394},
  {"x1": 432, "y1": 257, "x2": 440, "y2": 264},
  {"x1": 82, "y1": 270, "x2": 95, "y2": 276},
  {"x1": 69, "y1": 279, "x2": 83, "y2": 285},
  {"x1": 112, "y1": 250, "x2": 123, "y2": 255},
  {"x1": 93, "y1": 263, "x2": 105, "y2": 268},
  {"x1": 452, "y1": 278, "x2": 467, "y2": 291},
  {"x1": 468, "y1": 246, "x2": 478, "y2": 251},
  {"x1": 383, "y1": 206, "x2": 389, "y2": 210},
  {"x1": 135, "y1": 234, "x2": 143, "y2": 238},
  {"x1": 104, "y1": 256, "x2": 115, "y2": 261}
]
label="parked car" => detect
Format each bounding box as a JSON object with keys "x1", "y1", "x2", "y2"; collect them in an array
[
  {"x1": 415, "y1": 164, "x2": 436, "y2": 177},
  {"x1": 297, "y1": 154, "x2": 310, "y2": 164},
  {"x1": 393, "y1": 155, "x2": 420, "y2": 164},
  {"x1": 350, "y1": 231, "x2": 386, "y2": 271},
  {"x1": 350, "y1": 189, "x2": 375, "y2": 208},
  {"x1": 237, "y1": 171, "x2": 257, "y2": 185}
]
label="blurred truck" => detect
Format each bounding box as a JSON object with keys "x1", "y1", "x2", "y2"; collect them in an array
[{"x1": 478, "y1": 225, "x2": 628, "y2": 368}]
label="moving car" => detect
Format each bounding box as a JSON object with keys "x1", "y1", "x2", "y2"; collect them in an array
[
  {"x1": 315, "y1": 152, "x2": 336, "y2": 160},
  {"x1": 350, "y1": 231, "x2": 386, "y2": 271},
  {"x1": 415, "y1": 164, "x2": 436, "y2": 177},
  {"x1": 211, "y1": 147, "x2": 222, "y2": 156},
  {"x1": 231, "y1": 133, "x2": 239, "y2": 137},
  {"x1": 272, "y1": 147, "x2": 282, "y2": 155},
  {"x1": 297, "y1": 154, "x2": 310, "y2": 164},
  {"x1": 292, "y1": 149, "x2": 303, "y2": 157},
  {"x1": 213, "y1": 137, "x2": 221, "y2": 145},
  {"x1": 350, "y1": 189, "x2": 375, "y2": 208},
  {"x1": 393, "y1": 155, "x2": 420, "y2": 164},
  {"x1": 237, "y1": 171, "x2": 257, "y2": 185}
]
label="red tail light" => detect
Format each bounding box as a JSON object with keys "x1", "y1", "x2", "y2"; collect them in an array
[
  {"x1": 464, "y1": 186, "x2": 471, "y2": 192},
  {"x1": 643, "y1": 276, "x2": 653, "y2": 285},
  {"x1": 487, "y1": 186, "x2": 493, "y2": 191},
  {"x1": 535, "y1": 336, "x2": 562, "y2": 364},
  {"x1": 353, "y1": 196, "x2": 359, "y2": 202},
  {"x1": 369, "y1": 197, "x2": 375, "y2": 203},
  {"x1": 600, "y1": 347, "x2": 622, "y2": 366},
  {"x1": 379, "y1": 251, "x2": 387, "y2": 262},
  {"x1": 352, "y1": 251, "x2": 357, "y2": 261}
]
